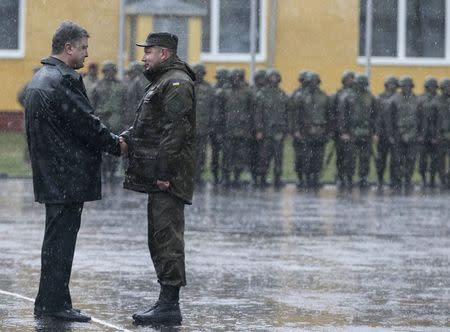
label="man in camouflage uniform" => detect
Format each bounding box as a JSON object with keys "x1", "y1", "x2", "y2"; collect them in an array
[
  {"x1": 375, "y1": 76, "x2": 398, "y2": 188},
  {"x1": 124, "y1": 61, "x2": 148, "y2": 129},
  {"x1": 193, "y1": 63, "x2": 215, "y2": 185},
  {"x1": 294, "y1": 72, "x2": 331, "y2": 189},
  {"x1": 434, "y1": 78, "x2": 450, "y2": 188},
  {"x1": 217, "y1": 69, "x2": 254, "y2": 186},
  {"x1": 83, "y1": 62, "x2": 98, "y2": 101},
  {"x1": 290, "y1": 70, "x2": 311, "y2": 188},
  {"x1": 337, "y1": 74, "x2": 377, "y2": 188},
  {"x1": 417, "y1": 77, "x2": 439, "y2": 188},
  {"x1": 121, "y1": 32, "x2": 195, "y2": 325},
  {"x1": 389, "y1": 76, "x2": 419, "y2": 192},
  {"x1": 331, "y1": 70, "x2": 355, "y2": 187},
  {"x1": 210, "y1": 68, "x2": 230, "y2": 184},
  {"x1": 254, "y1": 69, "x2": 289, "y2": 187},
  {"x1": 91, "y1": 61, "x2": 127, "y2": 183},
  {"x1": 250, "y1": 69, "x2": 267, "y2": 185}
]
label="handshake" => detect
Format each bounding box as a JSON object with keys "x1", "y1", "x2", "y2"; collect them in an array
[{"x1": 119, "y1": 136, "x2": 128, "y2": 155}]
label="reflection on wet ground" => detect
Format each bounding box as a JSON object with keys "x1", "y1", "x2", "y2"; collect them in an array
[{"x1": 0, "y1": 179, "x2": 449, "y2": 331}]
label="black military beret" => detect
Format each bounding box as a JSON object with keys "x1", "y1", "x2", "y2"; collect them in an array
[{"x1": 136, "y1": 32, "x2": 178, "y2": 51}]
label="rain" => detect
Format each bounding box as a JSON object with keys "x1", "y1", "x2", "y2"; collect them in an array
[{"x1": 0, "y1": 0, "x2": 450, "y2": 331}]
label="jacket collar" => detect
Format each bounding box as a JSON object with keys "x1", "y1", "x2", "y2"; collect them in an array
[
  {"x1": 143, "y1": 55, "x2": 196, "y2": 83},
  {"x1": 41, "y1": 56, "x2": 82, "y2": 81}
]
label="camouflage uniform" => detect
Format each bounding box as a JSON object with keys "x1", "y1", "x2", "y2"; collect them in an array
[
  {"x1": 290, "y1": 70, "x2": 311, "y2": 187},
  {"x1": 254, "y1": 69, "x2": 289, "y2": 186},
  {"x1": 389, "y1": 76, "x2": 419, "y2": 190},
  {"x1": 434, "y1": 78, "x2": 450, "y2": 187},
  {"x1": 330, "y1": 71, "x2": 355, "y2": 186},
  {"x1": 210, "y1": 68, "x2": 230, "y2": 184},
  {"x1": 83, "y1": 63, "x2": 98, "y2": 102},
  {"x1": 193, "y1": 64, "x2": 215, "y2": 184},
  {"x1": 337, "y1": 74, "x2": 377, "y2": 188},
  {"x1": 295, "y1": 72, "x2": 331, "y2": 188},
  {"x1": 417, "y1": 77, "x2": 439, "y2": 187},
  {"x1": 91, "y1": 61, "x2": 127, "y2": 183},
  {"x1": 250, "y1": 69, "x2": 267, "y2": 185},
  {"x1": 124, "y1": 62, "x2": 148, "y2": 129},
  {"x1": 217, "y1": 69, "x2": 254, "y2": 185},
  {"x1": 375, "y1": 76, "x2": 398, "y2": 187}
]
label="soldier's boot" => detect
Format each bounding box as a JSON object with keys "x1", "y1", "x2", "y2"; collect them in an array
[
  {"x1": 233, "y1": 170, "x2": 241, "y2": 187},
  {"x1": 420, "y1": 173, "x2": 427, "y2": 188},
  {"x1": 296, "y1": 173, "x2": 304, "y2": 189},
  {"x1": 274, "y1": 174, "x2": 283, "y2": 188},
  {"x1": 346, "y1": 176, "x2": 353, "y2": 189},
  {"x1": 377, "y1": 172, "x2": 384, "y2": 189},
  {"x1": 404, "y1": 178, "x2": 413, "y2": 194},
  {"x1": 260, "y1": 175, "x2": 268, "y2": 188},
  {"x1": 312, "y1": 173, "x2": 320, "y2": 189},
  {"x1": 133, "y1": 285, "x2": 182, "y2": 325},
  {"x1": 359, "y1": 177, "x2": 369, "y2": 189},
  {"x1": 430, "y1": 174, "x2": 436, "y2": 188}
]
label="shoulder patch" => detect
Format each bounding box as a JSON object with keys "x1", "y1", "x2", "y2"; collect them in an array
[{"x1": 172, "y1": 82, "x2": 180, "y2": 86}]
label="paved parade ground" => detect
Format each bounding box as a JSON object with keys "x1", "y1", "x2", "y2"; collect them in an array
[{"x1": 0, "y1": 179, "x2": 449, "y2": 331}]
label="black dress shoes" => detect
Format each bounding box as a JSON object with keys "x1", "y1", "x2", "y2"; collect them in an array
[
  {"x1": 34, "y1": 308, "x2": 91, "y2": 322},
  {"x1": 132, "y1": 301, "x2": 182, "y2": 325}
]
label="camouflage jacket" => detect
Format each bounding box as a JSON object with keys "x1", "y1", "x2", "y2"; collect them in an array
[
  {"x1": 121, "y1": 56, "x2": 196, "y2": 204},
  {"x1": 254, "y1": 86, "x2": 289, "y2": 138},
  {"x1": 389, "y1": 93, "x2": 419, "y2": 143}
]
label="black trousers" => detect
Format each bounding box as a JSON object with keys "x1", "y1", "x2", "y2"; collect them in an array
[{"x1": 35, "y1": 203, "x2": 83, "y2": 312}]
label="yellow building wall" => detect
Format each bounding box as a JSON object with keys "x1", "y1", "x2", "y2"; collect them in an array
[
  {"x1": 204, "y1": 0, "x2": 450, "y2": 95},
  {"x1": 0, "y1": 0, "x2": 120, "y2": 111}
]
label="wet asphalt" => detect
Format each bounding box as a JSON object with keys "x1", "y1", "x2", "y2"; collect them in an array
[{"x1": 0, "y1": 178, "x2": 449, "y2": 331}]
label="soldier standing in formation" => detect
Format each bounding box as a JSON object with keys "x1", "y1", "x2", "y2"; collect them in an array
[
  {"x1": 338, "y1": 74, "x2": 377, "y2": 188},
  {"x1": 290, "y1": 70, "x2": 311, "y2": 188},
  {"x1": 375, "y1": 76, "x2": 398, "y2": 188},
  {"x1": 417, "y1": 77, "x2": 439, "y2": 187},
  {"x1": 254, "y1": 69, "x2": 289, "y2": 187},
  {"x1": 210, "y1": 68, "x2": 229, "y2": 184},
  {"x1": 390, "y1": 76, "x2": 419, "y2": 192},
  {"x1": 193, "y1": 63, "x2": 215, "y2": 185},
  {"x1": 435, "y1": 78, "x2": 450, "y2": 187},
  {"x1": 91, "y1": 60, "x2": 127, "y2": 184},
  {"x1": 83, "y1": 62, "x2": 98, "y2": 101},
  {"x1": 124, "y1": 61, "x2": 147, "y2": 129},
  {"x1": 295, "y1": 72, "x2": 331, "y2": 188},
  {"x1": 217, "y1": 69, "x2": 254, "y2": 186},
  {"x1": 251, "y1": 69, "x2": 268, "y2": 185},
  {"x1": 331, "y1": 71, "x2": 355, "y2": 187}
]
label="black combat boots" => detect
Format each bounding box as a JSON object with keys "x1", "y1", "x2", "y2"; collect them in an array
[{"x1": 132, "y1": 285, "x2": 182, "y2": 325}]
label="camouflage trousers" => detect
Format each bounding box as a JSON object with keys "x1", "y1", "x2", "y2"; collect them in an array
[
  {"x1": 147, "y1": 192, "x2": 186, "y2": 287},
  {"x1": 256, "y1": 136, "x2": 284, "y2": 179},
  {"x1": 222, "y1": 137, "x2": 250, "y2": 179},
  {"x1": 436, "y1": 141, "x2": 450, "y2": 186},
  {"x1": 293, "y1": 138, "x2": 306, "y2": 181},
  {"x1": 195, "y1": 134, "x2": 209, "y2": 182},
  {"x1": 418, "y1": 141, "x2": 439, "y2": 180},
  {"x1": 303, "y1": 139, "x2": 326, "y2": 177},
  {"x1": 391, "y1": 141, "x2": 416, "y2": 187},
  {"x1": 375, "y1": 140, "x2": 392, "y2": 183},
  {"x1": 341, "y1": 139, "x2": 371, "y2": 181}
]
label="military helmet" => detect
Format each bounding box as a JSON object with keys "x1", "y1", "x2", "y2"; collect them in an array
[
  {"x1": 102, "y1": 60, "x2": 117, "y2": 73},
  {"x1": 229, "y1": 68, "x2": 245, "y2": 80},
  {"x1": 298, "y1": 69, "x2": 311, "y2": 82},
  {"x1": 192, "y1": 63, "x2": 206, "y2": 75},
  {"x1": 128, "y1": 61, "x2": 143, "y2": 73},
  {"x1": 254, "y1": 69, "x2": 266, "y2": 79},
  {"x1": 424, "y1": 76, "x2": 438, "y2": 88},
  {"x1": 354, "y1": 74, "x2": 369, "y2": 87},
  {"x1": 440, "y1": 78, "x2": 450, "y2": 89},
  {"x1": 215, "y1": 67, "x2": 229, "y2": 79},
  {"x1": 341, "y1": 70, "x2": 355, "y2": 83},
  {"x1": 266, "y1": 68, "x2": 281, "y2": 78},
  {"x1": 384, "y1": 75, "x2": 399, "y2": 87},
  {"x1": 308, "y1": 72, "x2": 321, "y2": 84},
  {"x1": 399, "y1": 76, "x2": 414, "y2": 88}
]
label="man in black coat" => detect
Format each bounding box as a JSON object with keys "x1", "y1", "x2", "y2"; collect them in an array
[{"x1": 24, "y1": 21, "x2": 126, "y2": 322}]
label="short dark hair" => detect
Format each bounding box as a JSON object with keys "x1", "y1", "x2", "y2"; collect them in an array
[{"x1": 52, "y1": 21, "x2": 89, "y2": 55}]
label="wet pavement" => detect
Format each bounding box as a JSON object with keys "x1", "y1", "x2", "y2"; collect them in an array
[{"x1": 0, "y1": 178, "x2": 449, "y2": 331}]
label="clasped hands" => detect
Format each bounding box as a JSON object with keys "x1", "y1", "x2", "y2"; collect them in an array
[{"x1": 118, "y1": 136, "x2": 170, "y2": 191}]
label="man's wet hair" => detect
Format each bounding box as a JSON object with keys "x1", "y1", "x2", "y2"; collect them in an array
[{"x1": 52, "y1": 21, "x2": 89, "y2": 55}]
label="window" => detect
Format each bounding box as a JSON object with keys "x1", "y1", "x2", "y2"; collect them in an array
[
  {"x1": 0, "y1": 0, "x2": 25, "y2": 58},
  {"x1": 190, "y1": 0, "x2": 267, "y2": 62},
  {"x1": 359, "y1": 0, "x2": 450, "y2": 65}
]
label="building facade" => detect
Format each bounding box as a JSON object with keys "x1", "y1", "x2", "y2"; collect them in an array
[{"x1": 1, "y1": 0, "x2": 449, "y2": 130}]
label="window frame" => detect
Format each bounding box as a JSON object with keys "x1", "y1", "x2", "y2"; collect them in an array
[
  {"x1": 358, "y1": 0, "x2": 450, "y2": 66},
  {"x1": 200, "y1": 0, "x2": 267, "y2": 63},
  {"x1": 0, "y1": 0, "x2": 26, "y2": 59}
]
